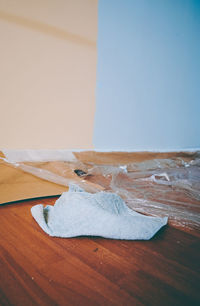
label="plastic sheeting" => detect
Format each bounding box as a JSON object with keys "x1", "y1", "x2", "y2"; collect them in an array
[{"x1": 1, "y1": 152, "x2": 200, "y2": 231}]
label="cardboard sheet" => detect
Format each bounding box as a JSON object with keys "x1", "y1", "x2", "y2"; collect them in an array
[{"x1": 0, "y1": 156, "x2": 66, "y2": 204}]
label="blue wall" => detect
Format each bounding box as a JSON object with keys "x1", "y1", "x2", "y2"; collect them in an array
[{"x1": 94, "y1": 0, "x2": 200, "y2": 151}]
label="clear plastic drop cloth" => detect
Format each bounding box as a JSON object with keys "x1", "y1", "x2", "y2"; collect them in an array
[{"x1": 2, "y1": 151, "x2": 200, "y2": 231}]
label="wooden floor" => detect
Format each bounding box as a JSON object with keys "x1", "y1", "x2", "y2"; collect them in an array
[
  {"x1": 0, "y1": 196, "x2": 200, "y2": 306},
  {"x1": 0, "y1": 151, "x2": 200, "y2": 305}
]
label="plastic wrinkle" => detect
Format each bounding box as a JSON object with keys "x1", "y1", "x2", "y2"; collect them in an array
[
  {"x1": 150, "y1": 173, "x2": 170, "y2": 182},
  {"x1": 2, "y1": 154, "x2": 200, "y2": 231}
]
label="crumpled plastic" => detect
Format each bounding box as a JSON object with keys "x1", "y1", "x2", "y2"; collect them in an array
[
  {"x1": 2, "y1": 151, "x2": 200, "y2": 231},
  {"x1": 87, "y1": 157, "x2": 200, "y2": 230}
]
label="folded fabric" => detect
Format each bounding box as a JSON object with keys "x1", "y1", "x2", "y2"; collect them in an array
[{"x1": 31, "y1": 184, "x2": 168, "y2": 240}]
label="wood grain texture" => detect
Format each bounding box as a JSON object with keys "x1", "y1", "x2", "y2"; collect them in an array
[
  {"x1": 0, "y1": 151, "x2": 200, "y2": 305},
  {"x1": 74, "y1": 150, "x2": 199, "y2": 165},
  {"x1": 0, "y1": 197, "x2": 200, "y2": 306}
]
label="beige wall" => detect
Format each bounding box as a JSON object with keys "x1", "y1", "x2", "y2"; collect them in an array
[{"x1": 0, "y1": 0, "x2": 97, "y2": 149}]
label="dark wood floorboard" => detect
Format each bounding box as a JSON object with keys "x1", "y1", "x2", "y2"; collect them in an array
[{"x1": 0, "y1": 196, "x2": 200, "y2": 306}]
